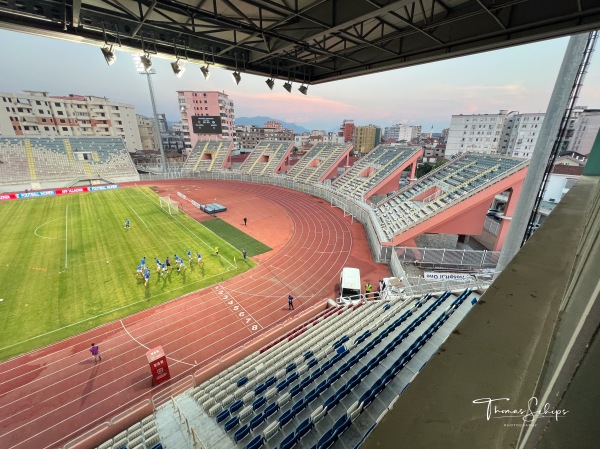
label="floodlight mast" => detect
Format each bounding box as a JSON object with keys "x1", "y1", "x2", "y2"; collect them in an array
[{"x1": 134, "y1": 55, "x2": 167, "y2": 173}]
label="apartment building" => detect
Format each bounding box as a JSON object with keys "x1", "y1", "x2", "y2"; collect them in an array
[
  {"x1": 445, "y1": 110, "x2": 513, "y2": 156},
  {"x1": 0, "y1": 90, "x2": 142, "y2": 153},
  {"x1": 236, "y1": 122, "x2": 294, "y2": 152},
  {"x1": 177, "y1": 91, "x2": 235, "y2": 153},
  {"x1": 353, "y1": 125, "x2": 381, "y2": 154}
]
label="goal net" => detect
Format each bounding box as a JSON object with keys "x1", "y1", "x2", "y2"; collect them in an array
[{"x1": 159, "y1": 195, "x2": 180, "y2": 215}]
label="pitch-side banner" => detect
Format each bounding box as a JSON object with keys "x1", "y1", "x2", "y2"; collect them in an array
[{"x1": 0, "y1": 185, "x2": 119, "y2": 201}]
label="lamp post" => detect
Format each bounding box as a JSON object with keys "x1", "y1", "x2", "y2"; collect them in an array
[{"x1": 134, "y1": 55, "x2": 167, "y2": 173}]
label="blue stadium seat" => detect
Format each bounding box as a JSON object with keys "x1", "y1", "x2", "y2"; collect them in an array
[
  {"x1": 304, "y1": 350, "x2": 314, "y2": 360},
  {"x1": 333, "y1": 414, "x2": 351, "y2": 438},
  {"x1": 279, "y1": 432, "x2": 297, "y2": 449},
  {"x1": 277, "y1": 379, "x2": 289, "y2": 391},
  {"x1": 224, "y1": 416, "x2": 240, "y2": 432},
  {"x1": 307, "y1": 358, "x2": 318, "y2": 369},
  {"x1": 229, "y1": 399, "x2": 244, "y2": 413},
  {"x1": 263, "y1": 402, "x2": 279, "y2": 419},
  {"x1": 299, "y1": 376, "x2": 312, "y2": 390},
  {"x1": 279, "y1": 409, "x2": 295, "y2": 427},
  {"x1": 286, "y1": 363, "x2": 297, "y2": 373},
  {"x1": 292, "y1": 398, "x2": 306, "y2": 415},
  {"x1": 316, "y1": 429, "x2": 337, "y2": 449},
  {"x1": 305, "y1": 388, "x2": 318, "y2": 404},
  {"x1": 237, "y1": 376, "x2": 249, "y2": 387},
  {"x1": 253, "y1": 396, "x2": 266, "y2": 411},
  {"x1": 265, "y1": 376, "x2": 276, "y2": 388},
  {"x1": 246, "y1": 434, "x2": 264, "y2": 449},
  {"x1": 249, "y1": 412, "x2": 264, "y2": 431},
  {"x1": 295, "y1": 417, "x2": 313, "y2": 440},
  {"x1": 315, "y1": 380, "x2": 328, "y2": 395},
  {"x1": 255, "y1": 383, "x2": 267, "y2": 396},
  {"x1": 323, "y1": 394, "x2": 339, "y2": 411},
  {"x1": 216, "y1": 409, "x2": 230, "y2": 423},
  {"x1": 288, "y1": 372, "x2": 299, "y2": 384},
  {"x1": 290, "y1": 384, "x2": 303, "y2": 398},
  {"x1": 234, "y1": 424, "x2": 250, "y2": 443},
  {"x1": 150, "y1": 444, "x2": 163, "y2": 449}
]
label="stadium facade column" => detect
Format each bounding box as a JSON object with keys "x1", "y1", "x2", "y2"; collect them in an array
[
  {"x1": 496, "y1": 33, "x2": 591, "y2": 273},
  {"x1": 492, "y1": 178, "x2": 525, "y2": 251}
]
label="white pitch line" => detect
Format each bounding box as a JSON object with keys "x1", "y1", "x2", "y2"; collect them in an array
[
  {"x1": 120, "y1": 320, "x2": 195, "y2": 367},
  {"x1": 64, "y1": 205, "x2": 68, "y2": 270},
  {"x1": 128, "y1": 204, "x2": 148, "y2": 228},
  {"x1": 120, "y1": 320, "x2": 149, "y2": 349}
]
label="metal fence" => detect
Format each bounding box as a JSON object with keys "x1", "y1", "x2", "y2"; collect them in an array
[
  {"x1": 483, "y1": 216, "x2": 501, "y2": 236},
  {"x1": 395, "y1": 246, "x2": 500, "y2": 269}
]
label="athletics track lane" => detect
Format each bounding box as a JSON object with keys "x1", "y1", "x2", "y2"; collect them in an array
[{"x1": 0, "y1": 180, "x2": 390, "y2": 449}]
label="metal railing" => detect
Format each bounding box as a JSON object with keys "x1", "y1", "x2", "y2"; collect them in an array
[{"x1": 395, "y1": 246, "x2": 500, "y2": 269}]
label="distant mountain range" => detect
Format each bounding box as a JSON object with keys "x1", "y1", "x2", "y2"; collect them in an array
[{"x1": 235, "y1": 116, "x2": 310, "y2": 134}]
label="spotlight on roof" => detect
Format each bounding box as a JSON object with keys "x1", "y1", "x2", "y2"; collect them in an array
[
  {"x1": 283, "y1": 81, "x2": 292, "y2": 93},
  {"x1": 232, "y1": 71, "x2": 242, "y2": 85},
  {"x1": 298, "y1": 84, "x2": 308, "y2": 95},
  {"x1": 139, "y1": 54, "x2": 152, "y2": 71},
  {"x1": 171, "y1": 59, "x2": 185, "y2": 77},
  {"x1": 266, "y1": 78, "x2": 275, "y2": 90},
  {"x1": 200, "y1": 65, "x2": 210, "y2": 80},
  {"x1": 101, "y1": 46, "x2": 116, "y2": 66}
]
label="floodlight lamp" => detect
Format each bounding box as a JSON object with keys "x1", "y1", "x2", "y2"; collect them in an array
[
  {"x1": 200, "y1": 65, "x2": 210, "y2": 80},
  {"x1": 283, "y1": 81, "x2": 292, "y2": 93},
  {"x1": 171, "y1": 59, "x2": 185, "y2": 77},
  {"x1": 266, "y1": 78, "x2": 275, "y2": 90},
  {"x1": 232, "y1": 71, "x2": 242, "y2": 85},
  {"x1": 298, "y1": 84, "x2": 308, "y2": 95},
  {"x1": 101, "y1": 46, "x2": 116, "y2": 66},
  {"x1": 139, "y1": 54, "x2": 152, "y2": 71}
]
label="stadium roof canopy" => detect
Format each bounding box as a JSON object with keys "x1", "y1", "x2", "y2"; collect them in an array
[{"x1": 1, "y1": 0, "x2": 600, "y2": 84}]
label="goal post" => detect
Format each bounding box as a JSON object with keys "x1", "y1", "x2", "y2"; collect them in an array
[{"x1": 159, "y1": 195, "x2": 180, "y2": 215}]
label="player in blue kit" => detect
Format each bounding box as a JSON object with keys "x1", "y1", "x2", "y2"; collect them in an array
[
  {"x1": 144, "y1": 267, "x2": 151, "y2": 286},
  {"x1": 197, "y1": 251, "x2": 203, "y2": 266},
  {"x1": 124, "y1": 218, "x2": 130, "y2": 229},
  {"x1": 141, "y1": 256, "x2": 146, "y2": 269},
  {"x1": 187, "y1": 249, "x2": 192, "y2": 263},
  {"x1": 136, "y1": 264, "x2": 143, "y2": 277}
]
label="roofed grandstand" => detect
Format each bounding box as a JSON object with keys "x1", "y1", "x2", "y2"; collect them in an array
[{"x1": 0, "y1": 136, "x2": 139, "y2": 192}]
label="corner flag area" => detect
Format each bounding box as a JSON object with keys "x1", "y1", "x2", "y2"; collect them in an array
[{"x1": 0, "y1": 187, "x2": 268, "y2": 361}]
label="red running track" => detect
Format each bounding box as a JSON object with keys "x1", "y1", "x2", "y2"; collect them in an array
[{"x1": 0, "y1": 180, "x2": 390, "y2": 449}]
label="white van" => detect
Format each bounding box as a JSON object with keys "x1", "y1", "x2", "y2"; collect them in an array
[{"x1": 339, "y1": 267, "x2": 362, "y2": 303}]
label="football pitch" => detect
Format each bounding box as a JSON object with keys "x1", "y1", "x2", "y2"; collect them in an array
[{"x1": 0, "y1": 187, "x2": 267, "y2": 361}]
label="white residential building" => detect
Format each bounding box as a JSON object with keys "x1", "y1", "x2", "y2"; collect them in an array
[
  {"x1": 565, "y1": 109, "x2": 600, "y2": 155},
  {"x1": 445, "y1": 110, "x2": 514, "y2": 156},
  {"x1": 0, "y1": 90, "x2": 142, "y2": 153},
  {"x1": 383, "y1": 124, "x2": 421, "y2": 142},
  {"x1": 502, "y1": 112, "x2": 545, "y2": 159}
]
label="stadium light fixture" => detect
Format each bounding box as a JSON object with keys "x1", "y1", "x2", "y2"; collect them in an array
[
  {"x1": 139, "y1": 54, "x2": 152, "y2": 72},
  {"x1": 266, "y1": 78, "x2": 275, "y2": 90},
  {"x1": 298, "y1": 84, "x2": 308, "y2": 95},
  {"x1": 232, "y1": 71, "x2": 242, "y2": 85},
  {"x1": 171, "y1": 59, "x2": 185, "y2": 77},
  {"x1": 200, "y1": 65, "x2": 210, "y2": 80},
  {"x1": 101, "y1": 45, "x2": 116, "y2": 66},
  {"x1": 283, "y1": 81, "x2": 292, "y2": 93}
]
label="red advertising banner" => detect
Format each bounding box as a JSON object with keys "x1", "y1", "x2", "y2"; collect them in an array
[{"x1": 146, "y1": 346, "x2": 171, "y2": 386}]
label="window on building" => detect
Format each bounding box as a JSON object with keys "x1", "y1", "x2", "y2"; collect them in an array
[{"x1": 62, "y1": 127, "x2": 68, "y2": 131}]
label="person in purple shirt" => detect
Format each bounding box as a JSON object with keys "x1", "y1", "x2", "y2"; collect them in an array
[{"x1": 90, "y1": 343, "x2": 102, "y2": 363}]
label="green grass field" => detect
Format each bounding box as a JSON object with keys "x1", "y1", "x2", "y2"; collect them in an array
[{"x1": 0, "y1": 187, "x2": 268, "y2": 361}]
